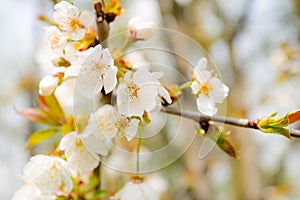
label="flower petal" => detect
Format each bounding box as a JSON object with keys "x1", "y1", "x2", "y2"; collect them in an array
[
  {"x1": 123, "y1": 118, "x2": 140, "y2": 141},
  {"x1": 196, "y1": 57, "x2": 207, "y2": 71},
  {"x1": 196, "y1": 95, "x2": 217, "y2": 116},
  {"x1": 209, "y1": 78, "x2": 229, "y2": 103},
  {"x1": 103, "y1": 66, "x2": 118, "y2": 94},
  {"x1": 79, "y1": 10, "x2": 94, "y2": 28}
]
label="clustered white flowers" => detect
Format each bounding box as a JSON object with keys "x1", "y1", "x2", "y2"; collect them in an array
[
  {"x1": 75, "y1": 44, "x2": 118, "y2": 98},
  {"x1": 117, "y1": 70, "x2": 171, "y2": 117},
  {"x1": 15, "y1": 1, "x2": 230, "y2": 199},
  {"x1": 191, "y1": 58, "x2": 229, "y2": 116}
]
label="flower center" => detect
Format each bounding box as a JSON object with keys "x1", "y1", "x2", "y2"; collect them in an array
[
  {"x1": 91, "y1": 61, "x2": 107, "y2": 72},
  {"x1": 127, "y1": 82, "x2": 140, "y2": 100},
  {"x1": 200, "y1": 82, "x2": 210, "y2": 95},
  {"x1": 115, "y1": 116, "x2": 129, "y2": 130},
  {"x1": 69, "y1": 18, "x2": 80, "y2": 31}
]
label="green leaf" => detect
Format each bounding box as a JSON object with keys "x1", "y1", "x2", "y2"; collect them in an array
[
  {"x1": 257, "y1": 112, "x2": 292, "y2": 138},
  {"x1": 209, "y1": 131, "x2": 239, "y2": 159},
  {"x1": 94, "y1": 190, "x2": 108, "y2": 198},
  {"x1": 25, "y1": 129, "x2": 58, "y2": 149},
  {"x1": 18, "y1": 108, "x2": 60, "y2": 126},
  {"x1": 79, "y1": 175, "x2": 99, "y2": 195},
  {"x1": 37, "y1": 94, "x2": 65, "y2": 121},
  {"x1": 55, "y1": 197, "x2": 69, "y2": 200},
  {"x1": 142, "y1": 112, "x2": 151, "y2": 125}
]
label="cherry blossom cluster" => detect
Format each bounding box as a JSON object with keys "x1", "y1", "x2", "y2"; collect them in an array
[{"x1": 14, "y1": 1, "x2": 229, "y2": 199}]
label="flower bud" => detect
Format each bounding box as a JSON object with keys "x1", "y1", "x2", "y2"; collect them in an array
[
  {"x1": 39, "y1": 75, "x2": 59, "y2": 96},
  {"x1": 51, "y1": 55, "x2": 70, "y2": 67},
  {"x1": 127, "y1": 17, "x2": 156, "y2": 41}
]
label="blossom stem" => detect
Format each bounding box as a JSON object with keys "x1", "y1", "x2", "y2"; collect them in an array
[
  {"x1": 179, "y1": 81, "x2": 192, "y2": 90},
  {"x1": 136, "y1": 122, "x2": 143, "y2": 173},
  {"x1": 162, "y1": 106, "x2": 300, "y2": 138}
]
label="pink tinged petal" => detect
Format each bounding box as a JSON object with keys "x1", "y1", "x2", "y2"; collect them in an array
[
  {"x1": 209, "y1": 78, "x2": 229, "y2": 103},
  {"x1": 123, "y1": 119, "x2": 140, "y2": 141},
  {"x1": 79, "y1": 11, "x2": 94, "y2": 28},
  {"x1": 197, "y1": 95, "x2": 217, "y2": 116},
  {"x1": 103, "y1": 66, "x2": 118, "y2": 94}
]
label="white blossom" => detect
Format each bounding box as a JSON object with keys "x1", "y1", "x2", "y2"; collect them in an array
[
  {"x1": 60, "y1": 132, "x2": 101, "y2": 174},
  {"x1": 191, "y1": 58, "x2": 229, "y2": 116},
  {"x1": 117, "y1": 70, "x2": 171, "y2": 117},
  {"x1": 111, "y1": 181, "x2": 159, "y2": 200},
  {"x1": 63, "y1": 43, "x2": 93, "y2": 78},
  {"x1": 22, "y1": 155, "x2": 73, "y2": 196},
  {"x1": 75, "y1": 44, "x2": 118, "y2": 98},
  {"x1": 62, "y1": 114, "x2": 112, "y2": 170},
  {"x1": 39, "y1": 75, "x2": 60, "y2": 96},
  {"x1": 49, "y1": 43, "x2": 92, "y2": 76},
  {"x1": 94, "y1": 104, "x2": 140, "y2": 141},
  {"x1": 44, "y1": 26, "x2": 67, "y2": 53},
  {"x1": 12, "y1": 184, "x2": 55, "y2": 200},
  {"x1": 127, "y1": 17, "x2": 156, "y2": 41},
  {"x1": 54, "y1": 1, "x2": 94, "y2": 40}
]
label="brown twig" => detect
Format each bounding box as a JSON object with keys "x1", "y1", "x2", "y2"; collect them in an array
[
  {"x1": 162, "y1": 106, "x2": 300, "y2": 138},
  {"x1": 94, "y1": 2, "x2": 110, "y2": 48}
]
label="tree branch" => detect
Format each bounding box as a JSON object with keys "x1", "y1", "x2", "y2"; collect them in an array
[
  {"x1": 94, "y1": 2, "x2": 110, "y2": 48},
  {"x1": 162, "y1": 106, "x2": 300, "y2": 138}
]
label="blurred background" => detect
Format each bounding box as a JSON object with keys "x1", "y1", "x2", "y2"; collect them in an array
[{"x1": 1, "y1": 0, "x2": 300, "y2": 199}]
